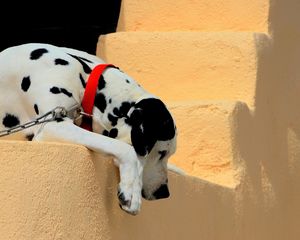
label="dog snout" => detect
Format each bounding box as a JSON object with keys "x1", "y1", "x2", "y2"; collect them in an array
[{"x1": 153, "y1": 184, "x2": 170, "y2": 199}]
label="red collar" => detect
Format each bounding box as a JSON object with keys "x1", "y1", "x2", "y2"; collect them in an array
[{"x1": 80, "y1": 63, "x2": 115, "y2": 131}]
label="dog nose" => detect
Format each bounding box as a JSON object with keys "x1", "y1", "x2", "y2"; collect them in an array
[{"x1": 153, "y1": 184, "x2": 170, "y2": 199}]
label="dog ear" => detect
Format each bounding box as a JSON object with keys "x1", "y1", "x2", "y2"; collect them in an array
[
  {"x1": 130, "y1": 108, "x2": 157, "y2": 156},
  {"x1": 130, "y1": 98, "x2": 176, "y2": 157}
]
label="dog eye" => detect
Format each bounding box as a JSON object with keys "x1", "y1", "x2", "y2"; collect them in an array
[{"x1": 158, "y1": 150, "x2": 167, "y2": 160}]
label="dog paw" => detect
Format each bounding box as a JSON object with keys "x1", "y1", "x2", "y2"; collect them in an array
[{"x1": 117, "y1": 185, "x2": 141, "y2": 216}]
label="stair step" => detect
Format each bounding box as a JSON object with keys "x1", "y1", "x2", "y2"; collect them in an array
[
  {"x1": 117, "y1": 0, "x2": 268, "y2": 32},
  {"x1": 97, "y1": 31, "x2": 270, "y2": 108},
  {"x1": 0, "y1": 140, "x2": 236, "y2": 239},
  {"x1": 167, "y1": 100, "x2": 249, "y2": 187}
]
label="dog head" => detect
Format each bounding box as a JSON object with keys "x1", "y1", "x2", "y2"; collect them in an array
[{"x1": 128, "y1": 98, "x2": 177, "y2": 200}]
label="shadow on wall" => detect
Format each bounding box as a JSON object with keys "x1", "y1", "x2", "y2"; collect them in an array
[{"x1": 234, "y1": 0, "x2": 300, "y2": 239}]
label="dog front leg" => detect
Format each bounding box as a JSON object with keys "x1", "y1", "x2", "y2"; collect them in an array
[{"x1": 33, "y1": 119, "x2": 143, "y2": 215}]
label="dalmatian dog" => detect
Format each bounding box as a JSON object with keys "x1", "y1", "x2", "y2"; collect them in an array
[{"x1": 0, "y1": 43, "x2": 180, "y2": 215}]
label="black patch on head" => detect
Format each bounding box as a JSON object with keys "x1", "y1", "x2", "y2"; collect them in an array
[
  {"x1": 68, "y1": 54, "x2": 92, "y2": 74},
  {"x1": 55, "y1": 58, "x2": 69, "y2": 65},
  {"x1": 26, "y1": 133, "x2": 34, "y2": 141},
  {"x1": 50, "y1": 87, "x2": 60, "y2": 94},
  {"x1": 109, "y1": 128, "x2": 118, "y2": 138},
  {"x1": 21, "y1": 76, "x2": 31, "y2": 92},
  {"x1": 108, "y1": 113, "x2": 118, "y2": 126},
  {"x1": 126, "y1": 79, "x2": 130, "y2": 84},
  {"x1": 34, "y1": 104, "x2": 39, "y2": 115},
  {"x1": 79, "y1": 73, "x2": 86, "y2": 88},
  {"x1": 2, "y1": 113, "x2": 20, "y2": 128},
  {"x1": 50, "y1": 87, "x2": 72, "y2": 97},
  {"x1": 158, "y1": 150, "x2": 167, "y2": 160},
  {"x1": 94, "y1": 93, "x2": 107, "y2": 113},
  {"x1": 98, "y1": 75, "x2": 106, "y2": 90},
  {"x1": 30, "y1": 48, "x2": 48, "y2": 60},
  {"x1": 60, "y1": 88, "x2": 73, "y2": 97},
  {"x1": 130, "y1": 98, "x2": 176, "y2": 156}
]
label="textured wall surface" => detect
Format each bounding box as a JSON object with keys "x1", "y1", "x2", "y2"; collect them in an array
[
  {"x1": 98, "y1": 32, "x2": 260, "y2": 108},
  {"x1": 117, "y1": 0, "x2": 268, "y2": 32}
]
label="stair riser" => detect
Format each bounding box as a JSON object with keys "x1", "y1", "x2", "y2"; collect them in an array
[{"x1": 118, "y1": 0, "x2": 269, "y2": 32}]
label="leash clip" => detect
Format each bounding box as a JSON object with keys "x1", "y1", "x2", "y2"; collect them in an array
[{"x1": 65, "y1": 104, "x2": 84, "y2": 120}]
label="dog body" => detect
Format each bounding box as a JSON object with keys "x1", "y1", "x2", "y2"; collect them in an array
[{"x1": 0, "y1": 43, "x2": 177, "y2": 215}]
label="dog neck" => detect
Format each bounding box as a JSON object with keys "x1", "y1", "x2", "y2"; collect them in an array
[{"x1": 80, "y1": 64, "x2": 116, "y2": 131}]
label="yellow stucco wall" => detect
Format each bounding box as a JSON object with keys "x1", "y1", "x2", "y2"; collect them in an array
[
  {"x1": 1, "y1": 0, "x2": 300, "y2": 239},
  {"x1": 117, "y1": 0, "x2": 269, "y2": 32},
  {"x1": 0, "y1": 141, "x2": 237, "y2": 240},
  {"x1": 98, "y1": 32, "x2": 260, "y2": 108}
]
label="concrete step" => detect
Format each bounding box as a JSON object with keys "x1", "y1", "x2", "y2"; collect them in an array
[
  {"x1": 117, "y1": 0, "x2": 268, "y2": 32},
  {"x1": 97, "y1": 31, "x2": 270, "y2": 108},
  {"x1": 0, "y1": 140, "x2": 236, "y2": 239},
  {"x1": 167, "y1": 100, "x2": 249, "y2": 187}
]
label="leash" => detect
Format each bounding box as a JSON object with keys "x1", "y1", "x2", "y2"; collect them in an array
[
  {"x1": 80, "y1": 63, "x2": 116, "y2": 131},
  {"x1": 0, "y1": 104, "x2": 82, "y2": 137}
]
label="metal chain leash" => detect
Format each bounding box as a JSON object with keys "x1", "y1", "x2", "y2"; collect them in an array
[{"x1": 0, "y1": 104, "x2": 83, "y2": 137}]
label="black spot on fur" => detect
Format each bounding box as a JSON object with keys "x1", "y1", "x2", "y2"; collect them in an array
[
  {"x1": 113, "y1": 102, "x2": 135, "y2": 119},
  {"x1": 110, "y1": 102, "x2": 136, "y2": 125},
  {"x1": 108, "y1": 113, "x2": 118, "y2": 126},
  {"x1": 30, "y1": 48, "x2": 48, "y2": 60},
  {"x1": 126, "y1": 79, "x2": 130, "y2": 83},
  {"x1": 2, "y1": 114, "x2": 20, "y2": 128},
  {"x1": 50, "y1": 87, "x2": 72, "y2": 97},
  {"x1": 74, "y1": 56, "x2": 93, "y2": 63},
  {"x1": 26, "y1": 133, "x2": 34, "y2": 141},
  {"x1": 102, "y1": 130, "x2": 109, "y2": 136},
  {"x1": 113, "y1": 108, "x2": 119, "y2": 116},
  {"x1": 98, "y1": 75, "x2": 106, "y2": 90},
  {"x1": 102, "y1": 128, "x2": 118, "y2": 138},
  {"x1": 158, "y1": 150, "x2": 167, "y2": 160},
  {"x1": 55, "y1": 58, "x2": 69, "y2": 65},
  {"x1": 109, "y1": 128, "x2": 118, "y2": 138},
  {"x1": 21, "y1": 76, "x2": 31, "y2": 92},
  {"x1": 94, "y1": 93, "x2": 107, "y2": 113},
  {"x1": 68, "y1": 54, "x2": 92, "y2": 74},
  {"x1": 60, "y1": 88, "x2": 73, "y2": 97},
  {"x1": 50, "y1": 87, "x2": 60, "y2": 94},
  {"x1": 34, "y1": 104, "x2": 39, "y2": 115},
  {"x1": 79, "y1": 73, "x2": 86, "y2": 88},
  {"x1": 109, "y1": 98, "x2": 112, "y2": 104}
]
